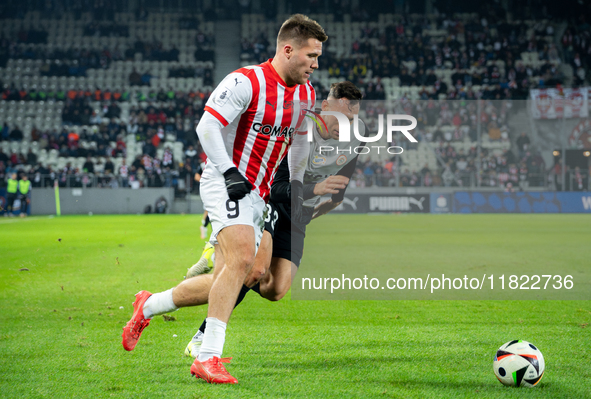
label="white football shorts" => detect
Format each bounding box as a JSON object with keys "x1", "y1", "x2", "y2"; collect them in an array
[{"x1": 200, "y1": 164, "x2": 266, "y2": 250}]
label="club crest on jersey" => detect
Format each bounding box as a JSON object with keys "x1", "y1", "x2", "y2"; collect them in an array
[
  {"x1": 253, "y1": 123, "x2": 295, "y2": 138},
  {"x1": 336, "y1": 155, "x2": 347, "y2": 166},
  {"x1": 214, "y1": 86, "x2": 233, "y2": 106},
  {"x1": 312, "y1": 155, "x2": 327, "y2": 166}
]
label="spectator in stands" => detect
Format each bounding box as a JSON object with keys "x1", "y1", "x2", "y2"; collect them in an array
[
  {"x1": 119, "y1": 159, "x2": 129, "y2": 187},
  {"x1": 203, "y1": 70, "x2": 213, "y2": 86},
  {"x1": 442, "y1": 163, "x2": 455, "y2": 187},
  {"x1": 26, "y1": 149, "x2": 37, "y2": 166},
  {"x1": 1, "y1": 123, "x2": 9, "y2": 141},
  {"x1": 115, "y1": 135, "x2": 126, "y2": 157},
  {"x1": 106, "y1": 103, "x2": 121, "y2": 119},
  {"x1": 129, "y1": 68, "x2": 142, "y2": 86},
  {"x1": 104, "y1": 157, "x2": 115, "y2": 174},
  {"x1": 141, "y1": 71, "x2": 152, "y2": 86},
  {"x1": 137, "y1": 109, "x2": 148, "y2": 125},
  {"x1": 185, "y1": 144, "x2": 198, "y2": 168},
  {"x1": 516, "y1": 132, "x2": 530, "y2": 159},
  {"x1": 83, "y1": 156, "x2": 95, "y2": 174},
  {"x1": 9, "y1": 126, "x2": 23, "y2": 141},
  {"x1": 179, "y1": 162, "x2": 194, "y2": 194},
  {"x1": 572, "y1": 167, "x2": 587, "y2": 191},
  {"x1": 363, "y1": 163, "x2": 375, "y2": 186},
  {"x1": 79, "y1": 108, "x2": 91, "y2": 125}
]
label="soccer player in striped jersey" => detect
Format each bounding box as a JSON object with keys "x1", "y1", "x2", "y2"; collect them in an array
[
  {"x1": 184, "y1": 81, "x2": 364, "y2": 356},
  {"x1": 122, "y1": 14, "x2": 327, "y2": 384}
]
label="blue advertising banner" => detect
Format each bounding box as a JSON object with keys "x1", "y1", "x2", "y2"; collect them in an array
[{"x1": 454, "y1": 192, "x2": 591, "y2": 213}]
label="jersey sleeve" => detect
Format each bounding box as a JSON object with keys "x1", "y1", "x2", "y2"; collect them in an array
[
  {"x1": 288, "y1": 131, "x2": 310, "y2": 183},
  {"x1": 204, "y1": 72, "x2": 252, "y2": 126},
  {"x1": 196, "y1": 112, "x2": 235, "y2": 173}
]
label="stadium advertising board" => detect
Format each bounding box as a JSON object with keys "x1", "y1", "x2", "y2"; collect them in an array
[
  {"x1": 454, "y1": 191, "x2": 591, "y2": 213},
  {"x1": 331, "y1": 194, "x2": 430, "y2": 213},
  {"x1": 430, "y1": 193, "x2": 453, "y2": 213}
]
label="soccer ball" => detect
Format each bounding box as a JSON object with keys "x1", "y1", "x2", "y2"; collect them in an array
[{"x1": 493, "y1": 340, "x2": 545, "y2": 387}]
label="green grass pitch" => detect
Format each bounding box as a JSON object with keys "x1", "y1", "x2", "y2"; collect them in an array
[{"x1": 0, "y1": 214, "x2": 590, "y2": 398}]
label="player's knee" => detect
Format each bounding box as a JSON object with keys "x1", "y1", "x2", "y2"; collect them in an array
[
  {"x1": 238, "y1": 254, "x2": 257, "y2": 274},
  {"x1": 233, "y1": 258, "x2": 255, "y2": 276},
  {"x1": 244, "y1": 252, "x2": 257, "y2": 269},
  {"x1": 245, "y1": 265, "x2": 266, "y2": 286}
]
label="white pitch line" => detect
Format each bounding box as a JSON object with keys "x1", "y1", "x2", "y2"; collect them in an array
[{"x1": 0, "y1": 216, "x2": 52, "y2": 224}]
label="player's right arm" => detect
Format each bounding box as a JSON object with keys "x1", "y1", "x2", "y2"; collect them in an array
[
  {"x1": 196, "y1": 72, "x2": 253, "y2": 200},
  {"x1": 309, "y1": 175, "x2": 349, "y2": 220},
  {"x1": 311, "y1": 120, "x2": 366, "y2": 219},
  {"x1": 311, "y1": 175, "x2": 349, "y2": 196}
]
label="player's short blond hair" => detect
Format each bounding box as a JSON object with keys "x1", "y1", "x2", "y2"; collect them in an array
[{"x1": 277, "y1": 14, "x2": 328, "y2": 48}]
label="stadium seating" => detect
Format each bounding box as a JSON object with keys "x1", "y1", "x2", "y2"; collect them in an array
[{"x1": 0, "y1": 7, "x2": 575, "y2": 189}]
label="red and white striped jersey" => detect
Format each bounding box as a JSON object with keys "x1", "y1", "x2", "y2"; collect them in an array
[{"x1": 204, "y1": 59, "x2": 316, "y2": 201}]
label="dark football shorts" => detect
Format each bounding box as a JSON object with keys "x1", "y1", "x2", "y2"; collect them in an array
[{"x1": 264, "y1": 201, "x2": 305, "y2": 267}]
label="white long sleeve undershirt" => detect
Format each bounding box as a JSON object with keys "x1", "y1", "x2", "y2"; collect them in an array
[
  {"x1": 288, "y1": 131, "x2": 310, "y2": 183},
  {"x1": 195, "y1": 112, "x2": 235, "y2": 174}
]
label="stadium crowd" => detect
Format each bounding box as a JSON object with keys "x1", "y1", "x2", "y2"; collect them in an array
[
  {"x1": 0, "y1": 90, "x2": 553, "y2": 192},
  {"x1": 562, "y1": 21, "x2": 591, "y2": 87},
  {"x1": 345, "y1": 98, "x2": 549, "y2": 189},
  {"x1": 242, "y1": 12, "x2": 567, "y2": 100},
  {"x1": 0, "y1": 29, "x2": 215, "y2": 73},
  {"x1": 0, "y1": 86, "x2": 210, "y2": 193},
  {"x1": 351, "y1": 145, "x2": 547, "y2": 189}
]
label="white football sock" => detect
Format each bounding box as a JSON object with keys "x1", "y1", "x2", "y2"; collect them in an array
[
  {"x1": 198, "y1": 317, "x2": 226, "y2": 362},
  {"x1": 142, "y1": 288, "x2": 178, "y2": 319}
]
